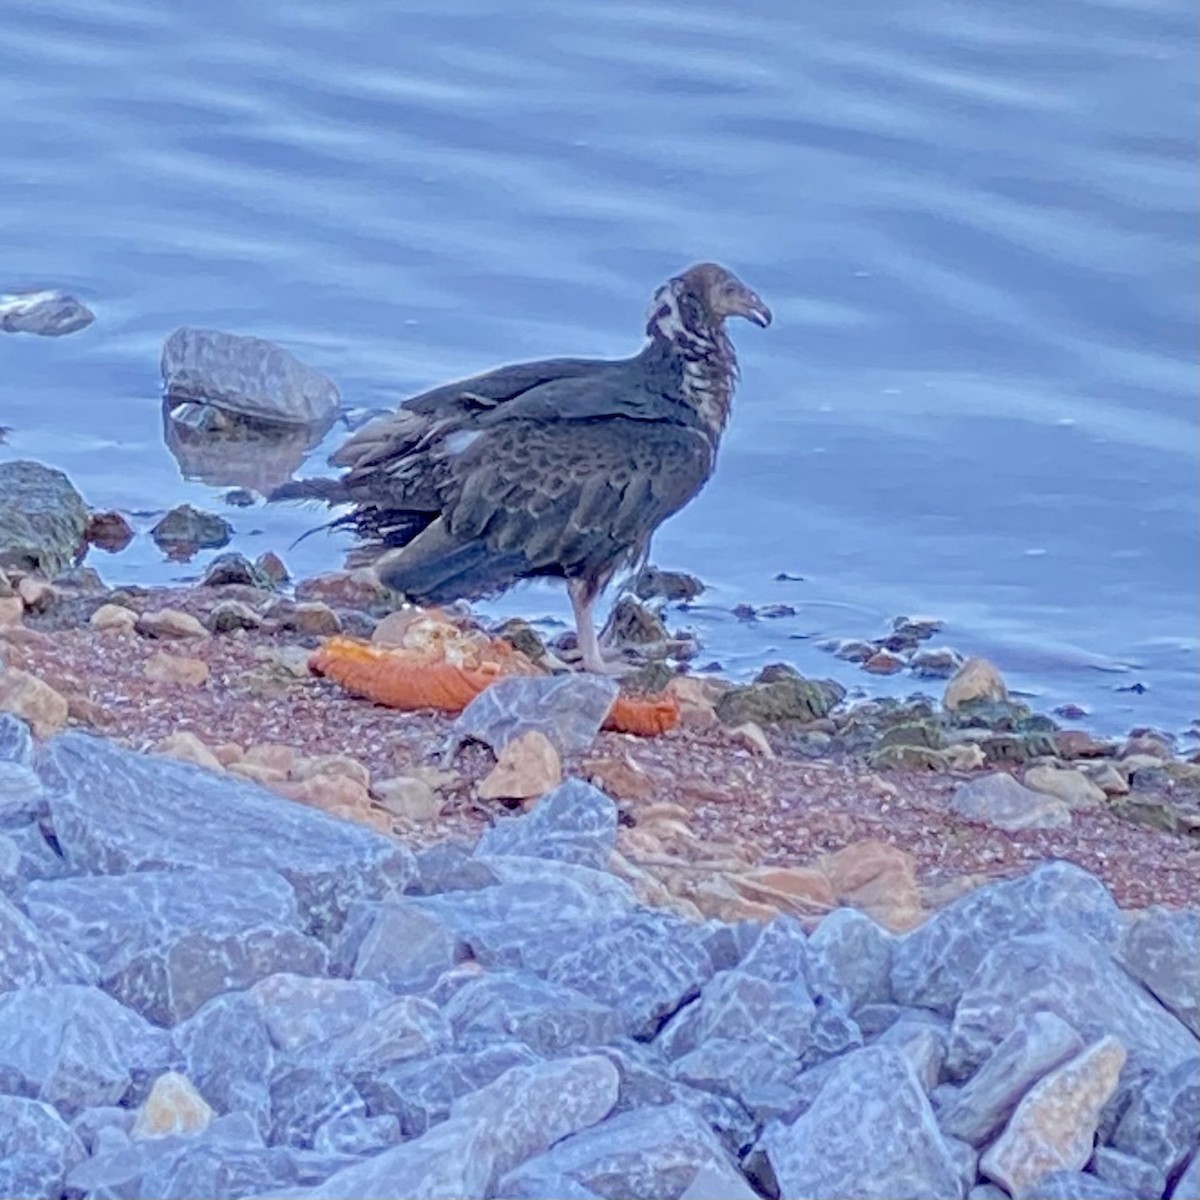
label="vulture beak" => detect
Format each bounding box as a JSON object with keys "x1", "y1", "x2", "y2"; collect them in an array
[{"x1": 741, "y1": 291, "x2": 773, "y2": 328}]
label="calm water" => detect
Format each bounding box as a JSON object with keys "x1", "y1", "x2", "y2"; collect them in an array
[{"x1": 1, "y1": 0, "x2": 1196, "y2": 735}]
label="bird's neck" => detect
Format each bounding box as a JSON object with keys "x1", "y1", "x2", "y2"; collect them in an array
[{"x1": 645, "y1": 287, "x2": 737, "y2": 439}]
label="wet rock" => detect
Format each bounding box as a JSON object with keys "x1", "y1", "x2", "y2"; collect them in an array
[
  {"x1": 950, "y1": 771, "x2": 1072, "y2": 831},
  {"x1": 493, "y1": 617, "x2": 550, "y2": 664},
  {"x1": 143, "y1": 650, "x2": 209, "y2": 687},
  {"x1": 0, "y1": 667, "x2": 69, "y2": 738},
  {"x1": 943, "y1": 657, "x2": 1008, "y2": 711},
  {"x1": 475, "y1": 778, "x2": 616, "y2": 868},
  {"x1": 24, "y1": 867, "x2": 326, "y2": 1024},
  {"x1": 288, "y1": 600, "x2": 341, "y2": 635},
  {"x1": 599, "y1": 596, "x2": 670, "y2": 648},
  {"x1": 499, "y1": 1102, "x2": 738, "y2": 1200},
  {"x1": 980, "y1": 1036, "x2": 1125, "y2": 1196},
  {"x1": 806, "y1": 906, "x2": 895, "y2": 1012},
  {"x1": 444, "y1": 970, "x2": 623, "y2": 1055},
  {"x1": 1111, "y1": 1057, "x2": 1199, "y2": 1184},
  {"x1": 37, "y1": 732, "x2": 413, "y2": 938},
  {"x1": 150, "y1": 503, "x2": 233, "y2": 555},
  {"x1": 455, "y1": 674, "x2": 619, "y2": 756},
  {"x1": 89, "y1": 601, "x2": 138, "y2": 634},
  {"x1": 833, "y1": 638, "x2": 877, "y2": 663},
  {"x1": 892, "y1": 861, "x2": 1124, "y2": 1015},
  {"x1": 864, "y1": 648, "x2": 907, "y2": 674},
  {"x1": 1023, "y1": 764, "x2": 1106, "y2": 809},
  {"x1": 1115, "y1": 906, "x2": 1199, "y2": 1035},
  {"x1": 478, "y1": 730, "x2": 562, "y2": 800},
  {"x1": 132, "y1": 1071, "x2": 214, "y2": 1138},
  {"x1": 1089, "y1": 1146, "x2": 1167, "y2": 1200},
  {"x1": 761, "y1": 1045, "x2": 961, "y2": 1200},
  {"x1": 633, "y1": 565, "x2": 705, "y2": 603},
  {"x1": 161, "y1": 327, "x2": 340, "y2": 428},
  {"x1": 0, "y1": 460, "x2": 89, "y2": 577},
  {"x1": 255, "y1": 550, "x2": 290, "y2": 586},
  {"x1": 1120, "y1": 731, "x2": 1174, "y2": 761},
  {"x1": 85, "y1": 510, "x2": 135, "y2": 553},
  {"x1": 946, "y1": 930, "x2": 1196, "y2": 1084},
  {"x1": 817, "y1": 838, "x2": 922, "y2": 933},
  {"x1": 910, "y1": 646, "x2": 966, "y2": 678},
  {"x1": 201, "y1": 551, "x2": 269, "y2": 588},
  {"x1": 135, "y1": 607, "x2": 209, "y2": 640},
  {"x1": 715, "y1": 665, "x2": 844, "y2": 727},
  {"x1": 0, "y1": 985, "x2": 172, "y2": 1115},
  {"x1": 1054, "y1": 730, "x2": 1116, "y2": 759},
  {"x1": 0, "y1": 288, "x2": 94, "y2": 336},
  {"x1": 206, "y1": 597, "x2": 263, "y2": 633},
  {"x1": 937, "y1": 1010, "x2": 1085, "y2": 1146},
  {"x1": 0, "y1": 1094, "x2": 86, "y2": 1199}
]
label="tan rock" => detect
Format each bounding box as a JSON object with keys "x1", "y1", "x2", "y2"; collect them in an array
[
  {"x1": 478, "y1": 730, "x2": 562, "y2": 800},
  {"x1": 0, "y1": 668, "x2": 69, "y2": 738},
  {"x1": 226, "y1": 761, "x2": 289, "y2": 786},
  {"x1": 292, "y1": 754, "x2": 371, "y2": 789},
  {"x1": 863, "y1": 649, "x2": 906, "y2": 675},
  {"x1": 1118, "y1": 753, "x2": 1168, "y2": 776},
  {"x1": 1085, "y1": 762, "x2": 1129, "y2": 796},
  {"x1": 689, "y1": 875, "x2": 778, "y2": 923},
  {"x1": 981, "y1": 1036, "x2": 1126, "y2": 1196},
  {"x1": 243, "y1": 742, "x2": 298, "y2": 774},
  {"x1": 89, "y1": 603, "x2": 138, "y2": 634},
  {"x1": 290, "y1": 601, "x2": 342, "y2": 636},
  {"x1": 817, "y1": 838, "x2": 923, "y2": 932},
  {"x1": 86, "y1": 509, "x2": 135, "y2": 553},
  {"x1": 17, "y1": 576, "x2": 55, "y2": 613},
  {"x1": 212, "y1": 742, "x2": 245, "y2": 766},
  {"x1": 136, "y1": 608, "x2": 209, "y2": 640},
  {"x1": 143, "y1": 651, "x2": 209, "y2": 687},
  {"x1": 372, "y1": 609, "x2": 420, "y2": 646},
  {"x1": 132, "y1": 1071, "x2": 214, "y2": 1139},
  {"x1": 943, "y1": 742, "x2": 988, "y2": 771},
  {"x1": 408, "y1": 764, "x2": 462, "y2": 793},
  {"x1": 373, "y1": 774, "x2": 441, "y2": 822},
  {"x1": 943, "y1": 657, "x2": 1007, "y2": 711},
  {"x1": 582, "y1": 749, "x2": 658, "y2": 802},
  {"x1": 273, "y1": 774, "x2": 389, "y2": 832},
  {"x1": 0, "y1": 595, "x2": 23, "y2": 627},
  {"x1": 1023, "y1": 764, "x2": 1106, "y2": 810},
  {"x1": 154, "y1": 732, "x2": 222, "y2": 772},
  {"x1": 1120, "y1": 733, "x2": 1173, "y2": 761},
  {"x1": 1054, "y1": 730, "x2": 1117, "y2": 759},
  {"x1": 665, "y1": 676, "x2": 718, "y2": 729},
  {"x1": 295, "y1": 568, "x2": 389, "y2": 610},
  {"x1": 731, "y1": 866, "x2": 836, "y2": 913},
  {"x1": 254, "y1": 550, "x2": 289, "y2": 585},
  {"x1": 727, "y1": 721, "x2": 774, "y2": 758}
]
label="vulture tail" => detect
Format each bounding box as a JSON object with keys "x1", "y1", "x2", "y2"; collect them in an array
[
  {"x1": 375, "y1": 519, "x2": 527, "y2": 604},
  {"x1": 269, "y1": 477, "x2": 350, "y2": 504}
]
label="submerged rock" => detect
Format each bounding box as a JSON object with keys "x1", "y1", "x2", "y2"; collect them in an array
[
  {"x1": 715, "y1": 665, "x2": 844, "y2": 727},
  {"x1": 161, "y1": 327, "x2": 340, "y2": 428},
  {"x1": 0, "y1": 289, "x2": 94, "y2": 336},
  {"x1": 0, "y1": 460, "x2": 88, "y2": 577},
  {"x1": 150, "y1": 504, "x2": 233, "y2": 556}
]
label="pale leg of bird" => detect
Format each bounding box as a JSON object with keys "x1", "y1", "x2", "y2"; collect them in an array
[{"x1": 568, "y1": 578, "x2": 606, "y2": 673}]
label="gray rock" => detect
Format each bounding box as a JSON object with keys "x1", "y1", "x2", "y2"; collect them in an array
[
  {"x1": 0, "y1": 1095, "x2": 86, "y2": 1199},
  {"x1": 330, "y1": 897, "x2": 462, "y2": 992},
  {"x1": 475, "y1": 779, "x2": 617, "y2": 869},
  {"x1": 0, "y1": 892, "x2": 96, "y2": 991},
  {"x1": 478, "y1": 854, "x2": 639, "y2": 910},
  {"x1": 202, "y1": 552, "x2": 271, "y2": 589},
  {"x1": 70, "y1": 1104, "x2": 135, "y2": 1153},
  {"x1": 409, "y1": 839, "x2": 500, "y2": 895},
  {"x1": 806, "y1": 906, "x2": 894, "y2": 1010},
  {"x1": 451, "y1": 1055, "x2": 619, "y2": 1184},
  {"x1": 733, "y1": 913, "x2": 809, "y2": 984},
  {"x1": 950, "y1": 772, "x2": 1072, "y2": 831},
  {"x1": 1117, "y1": 906, "x2": 1200, "y2": 1035},
  {"x1": 875, "y1": 1014, "x2": 949, "y2": 1092},
  {"x1": 892, "y1": 862, "x2": 1124, "y2": 1015},
  {"x1": 762, "y1": 1045, "x2": 962, "y2": 1200},
  {"x1": 1112, "y1": 1057, "x2": 1199, "y2": 1183},
  {"x1": 174, "y1": 991, "x2": 274, "y2": 1137},
  {"x1": 161, "y1": 327, "x2": 340, "y2": 428},
  {"x1": 1090, "y1": 1146, "x2": 1167, "y2": 1200},
  {"x1": 679, "y1": 1163, "x2": 759, "y2": 1200},
  {"x1": 269, "y1": 1063, "x2": 365, "y2": 1149},
  {"x1": 444, "y1": 970, "x2": 623, "y2": 1055},
  {"x1": 547, "y1": 909, "x2": 713, "y2": 1038},
  {"x1": 693, "y1": 919, "x2": 762, "y2": 973},
  {"x1": 454, "y1": 675, "x2": 619, "y2": 755},
  {"x1": 0, "y1": 713, "x2": 35, "y2": 766},
  {"x1": 357, "y1": 1042, "x2": 540, "y2": 1136},
  {"x1": 967, "y1": 1186, "x2": 1009, "y2": 1200},
  {"x1": 946, "y1": 931, "x2": 1197, "y2": 1082},
  {"x1": 248, "y1": 973, "x2": 395, "y2": 1054},
  {"x1": 1, "y1": 823, "x2": 72, "y2": 885},
  {"x1": 0, "y1": 289, "x2": 94, "y2": 336},
  {"x1": 0, "y1": 460, "x2": 89, "y2": 577},
  {"x1": 0, "y1": 984, "x2": 171, "y2": 1115},
  {"x1": 938, "y1": 1010, "x2": 1085, "y2": 1146},
  {"x1": 312, "y1": 1112, "x2": 399, "y2": 1157},
  {"x1": 257, "y1": 1114, "x2": 493, "y2": 1200},
  {"x1": 1172, "y1": 1153, "x2": 1199, "y2": 1200},
  {"x1": 0, "y1": 832, "x2": 22, "y2": 889},
  {"x1": 0, "y1": 716, "x2": 41, "y2": 828},
  {"x1": 150, "y1": 503, "x2": 234, "y2": 554},
  {"x1": 1021, "y1": 1171, "x2": 1131, "y2": 1199},
  {"x1": 37, "y1": 732, "x2": 412, "y2": 938},
  {"x1": 498, "y1": 1102, "x2": 739, "y2": 1200},
  {"x1": 318, "y1": 995, "x2": 451, "y2": 1074},
  {"x1": 23, "y1": 868, "x2": 326, "y2": 1023}
]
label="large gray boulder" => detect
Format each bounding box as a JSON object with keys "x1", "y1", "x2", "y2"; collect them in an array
[{"x1": 0, "y1": 460, "x2": 88, "y2": 576}]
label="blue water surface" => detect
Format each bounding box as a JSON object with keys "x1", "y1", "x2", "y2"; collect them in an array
[{"x1": 1, "y1": 0, "x2": 1196, "y2": 735}]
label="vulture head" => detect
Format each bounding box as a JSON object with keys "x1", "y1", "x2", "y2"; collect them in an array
[{"x1": 646, "y1": 262, "x2": 772, "y2": 342}]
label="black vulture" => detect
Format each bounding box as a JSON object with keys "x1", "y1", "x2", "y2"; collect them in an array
[{"x1": 276, "y1": 263, "x2": 771, "y2": 671}]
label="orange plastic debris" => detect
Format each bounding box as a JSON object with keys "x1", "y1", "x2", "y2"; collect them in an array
[
  {"x1": 309, "y1": 633, "x2": 540, "y2": 714},
  {"x1": 604, "y1": 692, "x2": 681, "y2": 737}
]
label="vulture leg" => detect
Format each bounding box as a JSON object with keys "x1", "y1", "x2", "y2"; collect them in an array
[{"x1": 568, "y1": 577, "x2": 605, "y2": 673}]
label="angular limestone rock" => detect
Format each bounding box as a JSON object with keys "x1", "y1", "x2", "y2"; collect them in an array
[
  {"x1": 950, "y1": 772, "x2": 1072, "y2": 831},
  {"x1": 474, "y1": 778, "x2": 617, "y2": 868},
  {"x1": 1116, "y1": 906, "x2": 1200, "y2": 1036},
  {"x1": 806, "y1": 905, "x2": 895, "y2": 1011},
  {"x1": 1111, "y1": 1057, "x2": 1200, "y2": 1184}
]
